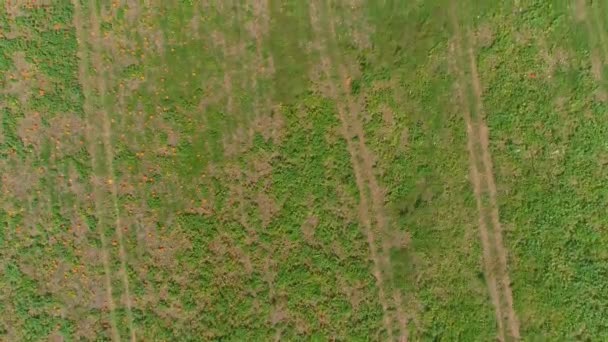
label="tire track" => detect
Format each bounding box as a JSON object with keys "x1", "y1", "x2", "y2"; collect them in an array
[
  {"x1": 73, "y1": 1, "x2": 136, "y2": 340},
  {"x1": 449, "y1": 13, "x2": 504, "y2": 341},
  {"x1": 330, "y1": 1, "x2": 410, "y2": 338},
  {"x1": 72, "y1": 1, "x2": 120, "y2": 340},
  {"x1": 90, "y1": 3, "x2": 137, "y2": 340},
  {"x1": 449, "y1": 6, "x2": 520, "y2": 341},
  {"x1": 468, "y1": 41, "x2": 520, "y2": 340},
  {"x1": 309, "y1": 1, "x2": 409, "y2": 340}
]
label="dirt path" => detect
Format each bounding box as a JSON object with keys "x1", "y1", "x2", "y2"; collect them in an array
[
  {"x1": 73, "y1": 1, "x2": 136, "y2": 340},
  {"x1": 72, "y1": 1, "x2": 120, "y2": 340},
  {"x1": 309, "y1": 1, "x2": 410, "y2": 340},
  {"x1": 449, "y1": 7, "x2": 520, "y2": 341}
]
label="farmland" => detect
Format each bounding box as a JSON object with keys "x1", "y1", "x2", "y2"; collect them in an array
[{"x1": 1, "y1": 0, "x2": 608, "y2": 340}]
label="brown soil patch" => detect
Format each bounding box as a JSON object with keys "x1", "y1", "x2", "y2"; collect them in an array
[{"x1": 449, "y1": 6, "x2": 520, "y2": 341}]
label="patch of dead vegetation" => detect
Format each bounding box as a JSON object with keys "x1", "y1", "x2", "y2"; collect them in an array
[
  {"x1": 269, "y1": 301, "x2": 289, "y2": 326},
  {"x1": 595, "y1": 89, "x2": 608, "y2": 102},
  {"x1": 338, "y1": 0, "x2": 373, "y2": 50},
  {"x1": 574, "y1": 0, "x2": 587, "y2": 22},
  {"x1": 246, "y1": 0, "x2": 270, "y2": 52},
  {"x1": 377, "y1": 103, "x2": 397, "y2": 138},
  {"x1": 252, "y1": 110, "x2": 286, "y2": 144},
  {"x1": 309, "y1": 55, "x2": 336, "y2": 98},
  {"x1": 2, "y1": 52, "x2": 49, "y2": 105},
  {"x1": 475, "y1": 24, "x2": 495, "y2": 48},
  {"x1": 539, "y1": 40, "x2": 571, "y2": 79},
  {"x1": 46, "y1": 113, "x2": 87, "y2": 158},
  {"x1": 217, "y1": 149, "x2": 282, "y2": 233},
  {"x1": 301, "y1": 215, "x2": 319, "y2": 245},
  {"x1": 514, "y1": 30, "x2": 533, "y2": 46},
  {"x1": 9, "y1": 217, "x2": 113, "y2": 339},
  {"x1": 337, "y1": 276, "x2": 365, "y2": 311},
  {"x1": 223, "y1": 126, "x2": 255, "y2": 158},
  {"x1": 1, "y1": 0, "x2": 57, "y2": 38},
  {"x1": 223, "y1": 110, "x2": 286, "y2": 158},
  {"x1": 16, "y1": 110, "x2": 42, "y2": 152},
  {"x1": 400, "y1": 127, "x2": 410, "y2": 150},
  {"x1": 388, "y1": 230, "x2": 411, "y2": 250},
  {"x1": 591, "y1": 52, "x2": 603, "y2": 80},
  {"x1": 2, "y1": 0, "x2": 53, "y2": 19},
  {"x1": 1, "y1": 158, "x2": 41, "y2": 205}
]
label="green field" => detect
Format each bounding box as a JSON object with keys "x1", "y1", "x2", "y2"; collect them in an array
[{"x1": 1, "y1": 0, "x2": 608, "y2": 340}]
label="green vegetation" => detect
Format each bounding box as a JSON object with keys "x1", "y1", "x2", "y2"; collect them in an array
[{"x1": 1, "y1": 0, "x2": 608, "y2": 340}]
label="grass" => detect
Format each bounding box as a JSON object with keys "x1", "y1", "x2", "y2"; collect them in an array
[{"x1": 2, "y1": 0, "x2": 608, "y2": 340}]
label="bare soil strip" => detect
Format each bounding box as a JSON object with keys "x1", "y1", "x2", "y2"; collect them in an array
[
  {"x1": 72, "y1": 1, "x2": 120, "y2": 340},
  {"x1": 449, "y1": 7, "x2": 520, "y2": 341},
  {"x1": 310, "y1": 1, "x2": 411, "y2": 340}
]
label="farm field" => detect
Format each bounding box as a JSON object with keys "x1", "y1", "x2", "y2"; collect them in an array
[{"x1": 1, "y1": 0, "x2": 608, "y2": 340}]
